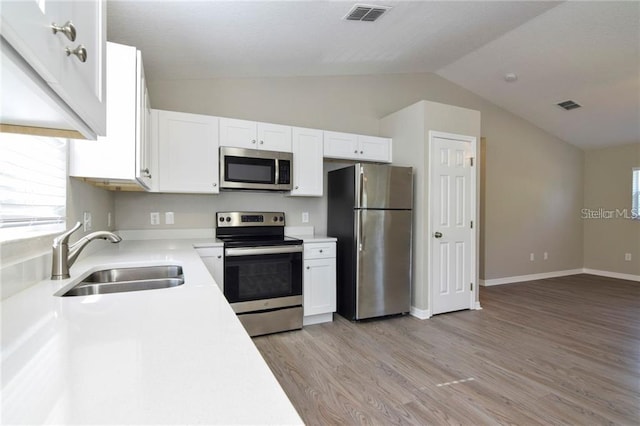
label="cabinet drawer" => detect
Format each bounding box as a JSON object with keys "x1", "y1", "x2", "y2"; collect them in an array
[{"x1": 304, "y1": 243, "x2": 335, "y2": 259}]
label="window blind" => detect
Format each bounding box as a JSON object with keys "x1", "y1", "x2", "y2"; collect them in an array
[{"x1": 0, "y1": 133, "x2": 67, "y2": 241}]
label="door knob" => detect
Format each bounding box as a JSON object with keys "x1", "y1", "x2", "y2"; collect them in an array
[{"x1": 434, "y1": 232, "x2": 443, "y2": 238}]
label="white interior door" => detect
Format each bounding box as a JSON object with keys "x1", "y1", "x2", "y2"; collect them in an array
[{"x1": 430, "y1": 133, "x2": 476, "y2": 315}]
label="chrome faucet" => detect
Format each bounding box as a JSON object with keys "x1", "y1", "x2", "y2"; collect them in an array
[{"x1": 51, "y1": 222, "x2": 122, "y2": 280}]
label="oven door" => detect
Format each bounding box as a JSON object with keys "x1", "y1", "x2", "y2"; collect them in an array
[{"x1": 224, "y1": 245, "x2": 303, "y2": 313}]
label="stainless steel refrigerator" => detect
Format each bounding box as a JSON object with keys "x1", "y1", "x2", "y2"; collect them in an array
[{"x1": 327, "y1": 164, "x2": 413, "y2": 320}]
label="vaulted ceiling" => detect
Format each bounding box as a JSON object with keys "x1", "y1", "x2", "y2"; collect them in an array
[{"x1": 107, "y1": 1, "x2": 640, "y2": 150}]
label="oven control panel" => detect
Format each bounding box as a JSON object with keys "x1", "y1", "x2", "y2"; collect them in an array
[{"x1": 217, "y1": 211, "x2": 285, "y2": 227}]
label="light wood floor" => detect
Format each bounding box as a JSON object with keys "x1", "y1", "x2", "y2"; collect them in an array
[{"x1": 253, "y1": 274, "x2": 640, "y2": 425}]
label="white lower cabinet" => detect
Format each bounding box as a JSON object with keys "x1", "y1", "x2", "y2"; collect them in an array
[
  {"x1": 196, "y1": 247, "x2": 224, "y2": 291},
  {"x1": 303, "y1": 241, "x2": 336, "y2": 326}
]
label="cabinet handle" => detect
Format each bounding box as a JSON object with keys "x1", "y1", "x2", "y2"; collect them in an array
[
  {"x1": 354, "y1": 150, "x2": 358, "y2": 154},
  {"x1": 65, "y1": 45, "x2": 87, "y2": 63},
  {"x1": 259, "y1": 140, "x2": 264, "y2": 145},
  {"x1": 217, "y1": 255, "x2": 222, "y2": 259},
  {"x1": 360, "y1": 151, "x2": 363, "y2": 154},
  {"x1": 141, "y1": 168, "x2": 151, "y2": 178},
  {"x1": 213, "y1": 183, "x2": 217, "y2": 187},
  {"x1": 295, "y1": 186, "x2": 299, "y2": 190},
  {"x1": 319, "y1": 249, "x2": 323, "y2": 253},
  {"x1": 252, "y1": 139, "x2": 257, "y2": 144},
  {"x1": 51, "y1": 21, "x2": 76, "y2": 41},
  {"x1": 306, "y1": 266, "x2": 310, "y2": 270}
]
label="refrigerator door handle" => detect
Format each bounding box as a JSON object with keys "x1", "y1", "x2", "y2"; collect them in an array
[
  {"x1": 358, "y1": 166, "x2": 364, "y2": 208},
  {"x1": 357, "y1": 210, "x2": 363, "y2": 252}
]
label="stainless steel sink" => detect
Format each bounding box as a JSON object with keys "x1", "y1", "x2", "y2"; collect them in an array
[{"x1": 59, "y1": 265, "x2": 184, "y2": 297}]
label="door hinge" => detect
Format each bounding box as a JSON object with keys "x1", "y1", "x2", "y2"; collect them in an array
[
  {"x1": 470, "y1": 220, "x2": 473, "y2": 229},
  {"x1": 470, "y1": 282, "x2": 473, "y2": 291},
  {"x1": 470, "y1": 157, "x2": 474, "y2": 166}
]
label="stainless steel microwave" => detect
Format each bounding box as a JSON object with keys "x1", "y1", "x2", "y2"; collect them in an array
[{"x1": 219, "y1": 147, "x2": 293, "y2": 191}]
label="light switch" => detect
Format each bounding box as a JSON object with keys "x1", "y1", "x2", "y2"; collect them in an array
[
  {"x1": 165, "y1": 212, "x2": 175, "y2": 225},
  {"x1": 150, "y1": 212, "x2": 160, "y2": 225},
  {"x1": 83, "y1": 211, "x2": 92, "y2": 231}
]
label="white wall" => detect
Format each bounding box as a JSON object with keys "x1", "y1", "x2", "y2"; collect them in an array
[{"x1": 584, "y1": 143, "x2": 640, "y2": 276}]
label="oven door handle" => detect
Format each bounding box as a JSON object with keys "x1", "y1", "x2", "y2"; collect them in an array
[{"x1": 225, "y1": 245, "x2": 303, "y2": 256}]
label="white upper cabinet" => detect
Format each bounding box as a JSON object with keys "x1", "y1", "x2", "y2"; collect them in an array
[
  {"x1": 323, "y1": 131, "x2": 392, "y2": 163},
  {"x1": 290, "y1": 127, "x2": 323, "y2": 197},
  {"x1": 70, "y1": 42, "x2": 151, "y2": 190},
  {"x1": 219, "y1": 118, "x2": 292, "y2": 152},
  {"x1": 155, "y1": 110, "x2": 220, "y2": 193},
  {"x1": 0, "y1": 0, "x2": 106, "y2": 139},
  {"x1": 358, "y1": 135, "x2": 393, "y2": 163}
]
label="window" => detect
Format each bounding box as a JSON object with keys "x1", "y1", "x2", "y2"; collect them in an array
[
  {"x1": 634, "y1": 168, "x2": 640, "y2": 220},
  {"x1": 0, "y1": 133, "x2": 67, "y2": 241}
]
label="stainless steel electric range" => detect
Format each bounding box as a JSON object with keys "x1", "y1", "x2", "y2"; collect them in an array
[{"x1": 216, "y1": 211, "x2": 303, "y2": 337}]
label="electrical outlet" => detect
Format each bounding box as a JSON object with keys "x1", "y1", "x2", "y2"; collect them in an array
[
  {"x1": 625, "y1": 253, "x2": 632, "y2": 261},
  {"x1": 83, "y1": 211, "x2": 92, "y2": 231},
  {"x1": 530, "y1": 253, "x2": 535, "y2": 261},
  {"x1": 150, "y1": 212, "x2": 160, "y2": 225},
  {"x1": 302, "y1": 212, "x2": 309, "y2": 223},
  {"x1": 544, "y1": 252, "x2": 548, "y2": 260},
  {"x1": 165, "y1": 212, "x2": 175, "y2": 225},
  {"x1": 107, "y1": 212, "x2": 112, "y2": 228}
]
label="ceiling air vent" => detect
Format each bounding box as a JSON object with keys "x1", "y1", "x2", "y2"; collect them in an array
[
  {"x1": 557, "y1": 100, "x2": 582, "y2": 111},
  {"x1": 344, "y1": 4, "x2": 391, "y2": 22}
]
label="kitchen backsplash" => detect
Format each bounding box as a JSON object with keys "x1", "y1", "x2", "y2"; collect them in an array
[{"x1": 115, "y1": 190, "x2": 327, "y2": 235}]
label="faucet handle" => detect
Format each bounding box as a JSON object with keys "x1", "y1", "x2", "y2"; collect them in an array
[{"x1": 53, "y1": 222, "x2": 82, "y2": 247}]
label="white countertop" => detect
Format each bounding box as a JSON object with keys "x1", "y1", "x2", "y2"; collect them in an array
[{"x1": 1, "y1": 240, "x2": 302, "y2": 425}]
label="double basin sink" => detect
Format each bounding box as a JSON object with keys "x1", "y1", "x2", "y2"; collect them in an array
[{"x1": 59, "y1": 265, "x2": 184, "y2": 297}]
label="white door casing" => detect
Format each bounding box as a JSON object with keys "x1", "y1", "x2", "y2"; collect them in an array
[{"x1": 429, "y1": 131, "x2": 477, "y2": 315}]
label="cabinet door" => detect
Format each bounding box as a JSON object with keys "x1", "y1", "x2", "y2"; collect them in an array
[
  {"x1": 158, "y1": 110, "x2": 219, "y2": 193},
  {"x1": 323, "y1": 131, "x2": 359, "y2": 160},
  {"x1": 197, "y1": 247, "x2": 224, "y2": 291},
  {"x1": 291, "y1": 127, "x2": 323, "y2": 197},
  {"x1": 0, "y1": 1, "x2": 65, "y2": 85},
  {"x1": 358, "y1": 135, "x2": 392, "y2": 163},
  {"x1": 70, "y1": 42, "x2": 136, "y2": 180},
  {"x1": 57, "y1": 0, "x2": 106, "y2": 135},
  {"x1": 219, "y1": 117, "x2": 257, "y2": 149},
  {"x1": 257, "y1": 123, "x2": 292, "y2": 152},
  {"x1": 303, "y1": 258, "x2": 337, "y2": 317},
  {"x1": 136, "y1": 52, "x2": 152, "y2": 189}
]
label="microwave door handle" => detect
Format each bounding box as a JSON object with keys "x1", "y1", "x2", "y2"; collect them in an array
[{"x1": 274, "y1": 159, "x2": 279, "y2": 184}]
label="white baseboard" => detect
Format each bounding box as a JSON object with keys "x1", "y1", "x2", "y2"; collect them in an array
[
  {"x1": 303, "y1": 313, "x2": 333, "y2": 326},
  {"x1": 480, "y1": 269, "x2": 584, "y2": 286},
  {"x1": 582, "y1": 268, "x2": 640, "y2": 282},
  {"x1": 410, "y1": 306, "x2": 430, "y2": 319},
  {"x1": 474, "y1": 302, "x2": 482, "y2": 310},
  {"x1": 479, "y1": 268, "x2": 640, "y2": 286}
]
